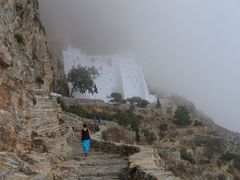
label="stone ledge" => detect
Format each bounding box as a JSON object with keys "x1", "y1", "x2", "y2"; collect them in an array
[{"x1": 128, "y1": 147, "x2": 180, "y2": 180}]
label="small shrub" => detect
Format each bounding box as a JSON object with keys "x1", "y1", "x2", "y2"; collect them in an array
[
  {"x1": 221, "y1": 152, "x2": 236, "y2": 161},
  {"x1": 40, "y1": 23, "x2": 46, "y2": 35},
  {"x1": 156, "y1": 97, "x2": 161, "y2": 108},
  {"x1": 45, "y1": 132, "x2": 56, "y2": 138},
  {"x1": 159, "y1": 123, "x2": 168, "y2": 131},
  {"x1": 93, "y1": 111, "x2": 114, "y2": 121},
  {"x1": 64, "y1": 104, "x2": 140, "y2": 131},
  {"x1": 110, "y1": 92, "x2": 123, "y2": 104},
  {"x1": 143, "y1": 129, "x2": 156, "y2": 144},
  {"x1": 66, "y1": 104, "x2": 115, "y2": 121},
  {"x1": 157, "y1": 149, "x2": 169, "y2": 160},
  {"x1": 33, "y1": 98, "x2": 37, "y2": 105},
  {"x1": 31, "y1": 139, "x2": 47, "y2": 153},
  {"x1": 195, "y1": 136, "x2": 224, "y2": 154},
  {"x1": 31, "y1": 131, "x2": 38, "y2": 139},
  {"x1": 218, "y1": 174, "x2": 226, "y2": 180},
  {"x1": 115, "y1": 109, "x2": 140, "y2": 131},
  {"x1": 138, "y1": 99, "x2": 149, "y2": 108},
  {"x1": 57, "y1": 97, "x2": 68, "y2": 111},
  {"x1": 233, "y1": 156, "x2": 240, "y2": 170},
  {"x1": 194, "y1": 120, "x2": 204, "y2": 127},
  {"x1": 35, "y1": 76, "x2": 44, "y2": 85},
  {"x1": 59, "y1": 118, "x2": 64, "y2": 124},
  {"x1": 126, "y1": 97, "x2": 149, "y2": 108},
  {"x1": 180, "y1": 148, "x2": 196, "y2": 165},
  {"x1": 204, "y1": 147, "x2": 215, "y2": 160},
  {"x1": 186, "y1": 129, "x2": 194, "y2": 135},
  {"x1": 14, "y1": 33, "x2": 24, "y2": 44},
  {"x1": 67, "y1": 105, "x2": 89, "y2": 117},
  {"x1": 158, "y1": 131, "x2": 166, "y2": 138}
]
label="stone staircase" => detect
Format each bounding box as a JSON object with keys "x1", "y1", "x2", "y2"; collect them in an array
[
  {"x1": 22, "y1": 89, "x2": 61, "y2": 139},
  {"x1": 51, "y1": 139, "x2": 129, "y2": 180}
]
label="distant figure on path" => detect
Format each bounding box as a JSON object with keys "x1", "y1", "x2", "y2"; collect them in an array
[
  {"x1": 81, "y1": 124, "x2": 91, "y2": 157},
  {"x1": 94, "y1": 117, "x2": 102, "y2": 127}
]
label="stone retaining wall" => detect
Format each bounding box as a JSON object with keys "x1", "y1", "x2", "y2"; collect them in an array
[
  {"x1": 91, "y1": 140, "x2": 140, "y2": 157},
  {"x1": 61, "y1": 97, "x2": 105, "y2": 106}
]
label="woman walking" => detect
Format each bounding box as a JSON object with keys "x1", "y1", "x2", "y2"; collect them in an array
[{"x1": 81, "y1": 124, "x2": 91, "y2": 157}]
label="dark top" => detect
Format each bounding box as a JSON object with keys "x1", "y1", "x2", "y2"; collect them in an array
[{"x1": 81, "y1": 129, "x2": 90, "y2": 141}]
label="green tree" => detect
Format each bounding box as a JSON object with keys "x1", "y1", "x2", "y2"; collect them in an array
[
  {"x1": 67, "y1": 66, "x2": 99, "y2": 97},
  {"x1": 138, "y1": 99, "x2": 149, "y2": 108},
  {"x1": 127, "y1": 97, "x2": 141, "y2": 105},
  {"x1": 110, "y1": 92, "x2": 123, "y2": 104},
  {"x1": 143, "y1": 129, "x2": 157, "y2": 144},
  {"x1": 156, "y1": 97, "x2": 161, "y2": 108},
  {"x1": 173, "y1": 106, "x2": 192, "y2": 126},
  {"x1": 127, "y1": 97, "x2": 149, "y2": 108}
]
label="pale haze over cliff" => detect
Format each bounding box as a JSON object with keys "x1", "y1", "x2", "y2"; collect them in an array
[{"x1": 39, "y1": 0, "x2": 240, "y2": 132}]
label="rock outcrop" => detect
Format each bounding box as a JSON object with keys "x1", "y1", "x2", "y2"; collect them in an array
[
  {"x1": 0, "y1": 1, "x2": 71, "y2": 178},
  {"x1": 0, "y1": 0, "x2": 58, "y2": 149}
]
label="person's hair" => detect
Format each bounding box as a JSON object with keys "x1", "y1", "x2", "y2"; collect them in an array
[{"x1": 83, "y1": 124, "x2": 87, "y2": 128}]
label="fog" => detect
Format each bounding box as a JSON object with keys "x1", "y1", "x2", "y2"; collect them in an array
[{"x1": 39, "y1": 0, "x2": 240, "y2": 132}]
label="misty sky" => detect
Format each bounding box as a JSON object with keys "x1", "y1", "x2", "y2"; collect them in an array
[{"x1": 39, "y1": 0, "x2": 240, "y2": 132}]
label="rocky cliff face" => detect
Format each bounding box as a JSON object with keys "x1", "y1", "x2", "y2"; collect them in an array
[
  {"x1": 0, "y1": 0, "x2": 53, "y2": 107},
  {"x1": 0, "y1": 2, "x2": 73, "y2": 178},
  {"x1": 0, "y1": 0, "x2": 58, "y2": 152}
]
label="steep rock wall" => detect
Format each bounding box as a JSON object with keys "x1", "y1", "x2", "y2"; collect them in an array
[
  {"x1": 0, "y1": 0, "x2": 56, "y2": 152},
  {"x1": 0, "y1": 0, "x2": 53, "y2": 109}
]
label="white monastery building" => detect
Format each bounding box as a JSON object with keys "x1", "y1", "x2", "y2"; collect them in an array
[{"x1": 63, "y1": 46, "x2": 156, "y2": 103}]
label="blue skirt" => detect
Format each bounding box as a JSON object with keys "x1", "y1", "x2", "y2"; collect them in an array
[{"x1": 82, "y1": 139, "x2": 91, "y2": 153}]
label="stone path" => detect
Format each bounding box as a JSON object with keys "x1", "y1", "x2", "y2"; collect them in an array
[{"x1": 51, "y1": 139, "x2": 129, "y2": 180}]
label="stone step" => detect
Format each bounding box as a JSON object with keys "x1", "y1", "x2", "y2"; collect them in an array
[
  {"x1": 32, "y1": 89, "x2": 49, "y2": 96},
  {"x1": 62, "y1": 175, "x2": 121, "y2": 180},
  {"x1": 26, "y1": 116, "x2": 59, "y2": 122},
  {"x1": 34, "y1": 101, "x2": 58, "y2": 105},
  {"x1": 26, "y1": 113, "x2": 59, "y2": 119},
  {"x1": 52, "y1": 140, "x2": 129, "y2": 180},
  {"x1": 26, "y1": 106, "x2": 60, "y2": 111},
  {"x1": 74, "y1": 158, "x2": 126, "y2": 166},
  {"x1": 54, "y1": 158, "x2": 127, "y2": 179},
  {"x1": 27, "y1": 105, "x2": 61, "y2": 111},
  {"x1": 32, "y1": 96, "x2": 57, "y2": 101}
]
